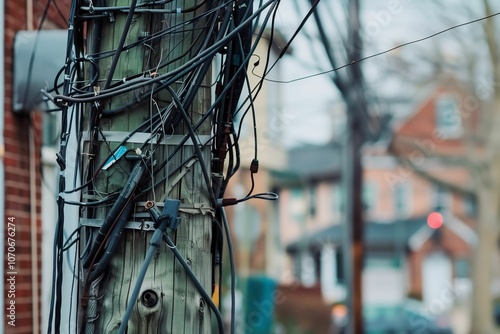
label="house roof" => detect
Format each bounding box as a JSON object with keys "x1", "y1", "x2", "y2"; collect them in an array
[
  {"x1": 286, "y1": 216, "x2": 429, "y2": 253},
  {"x1": 272, "y1": 143, "x2": 342, "y2": 186}
]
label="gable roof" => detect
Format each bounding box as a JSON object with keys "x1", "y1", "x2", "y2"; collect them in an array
[
  {"x1": 286, "y1": 212, "x2": 476, "y2": 254},
  {"x1": 393, "y1": 76, "x2": 479, "y2": 139},
  {"x1": 286, "y1": 216, "x2": 428, "y2": 253},
  {"x1": 272, "y1": 143, "x2": 342, "y2": 186}
]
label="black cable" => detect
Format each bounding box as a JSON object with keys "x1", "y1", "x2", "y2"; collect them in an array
[
  {"x1": 68, "y1": 243, "x2": 78, "y2": 334},
  {"x1": 78, "y1": 2, "x2": 225, "y2": 65},
  {"x1": 87, "y1": 199, "x2": 134, "y2": 281},
  {"x1": 79, "y1": 0, "x2": 210, "y2": 14},
  {"x1": 53, "y1": 13, "x2": 215, "y2": 111},
  {"x1": 48, "y1": 0, "x2": 279, "y2": 105},
  {"x1": 242, "y1": 0, "x2": 280, "y2": 119},
  {"x1": 220, "y1": 208, "x2": 235, "y2": 334},
  {"x1": 82, "y1": 157, "x2": 148, "y2": 268},
  {"x1": 50, "y1": 1, "x2": 291, "y2": 333},
  {"x1": 50, "y1": 0, "x2": 67, "y2": 23},
  {"x1": 117, "y1": 201, "x2": 174, "y2": 334},
  {"x1": 215, "y1": 5, "x2": 282, "y2": 196},
  {"x1": 48, "y1": 0, "x2": 78, "y2": 330},
  {"x1": 103, "y1": 0, "x2": 138, "y2": 89},
  {"x1": 63, "y1": 193, "x2": 118, "y2": 207},
  {"x1": 62, "y1": 114, "x2": 163, "y2": 195},
  {"x1": 260, "y1": 9, "x2": 500, "y2": 84},
  {"x1": 166, "y1": 86, "x2": 217, "y2": 206},
  {"x1": 308, "y1": 0, "x2": 348, "y2": 97},
  {"x1": 163, "y1": 233, "x2": 225, "y2": 334},
  {"x1": 218, "y1": 191, "x2": 278, "y2": 207},
  {"x1": 211, "y1": 216, "x2": 224, "y2": 313}
]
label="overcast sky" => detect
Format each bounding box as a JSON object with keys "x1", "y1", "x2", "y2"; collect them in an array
[{"x1": 266, "y1": 0, "x2": 497, "y2": 147}]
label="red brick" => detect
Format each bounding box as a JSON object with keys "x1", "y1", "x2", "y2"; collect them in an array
[{"x1": 3, "y1": 1, "x2": 72, "y2": 332}]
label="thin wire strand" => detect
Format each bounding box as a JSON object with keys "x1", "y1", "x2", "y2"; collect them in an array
[{"x1": 259, "y1": 9, "x2": 500, "y2": 84}]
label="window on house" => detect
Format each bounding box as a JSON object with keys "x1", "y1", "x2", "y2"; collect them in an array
[
  {"x1": 394, "y1": 182, "x2": 411, "y2": 218},
  {"x1": 331, "y1": 184, "x2": 343, "y2": 223},
  {"x1": 433, "y1": 185, "x2": 451, "y2": 212},
  {"x1": 300, "y1": 252, "x2": 317, "y2": 287},
  {"x1": 464, "y1": 194, "x2": 477, "y2": 217},
  {"x1": 291, "y1": 187, "x2": 302, "y2": 199},
  {"x1": 455, "y1": 257, "x2": 469, "y2": 278},
  {"x1": 435, "y1": 94, "x2": 462, "y2": 138},
  {"x1": 363, "y1": 181, "x2": 377, "y2": 214},
  {"x1": 290, "y1": 188, "x2": 306, "y2": 222},
  {"x1": 336, "y1": 250, "x2": 344, "y2": 284},
  {"x1": 293, "y1": 253, "x2": 302, "y2": 280},
  {"x1": 309, "y1": 185, "x2": 317, "y2": 218},
  {"x1": 313, "y1": 249, "x2": 321, "y2": 282},
  {"x1": 365, "y1": 254, "x2": 402, "y2": 269}
]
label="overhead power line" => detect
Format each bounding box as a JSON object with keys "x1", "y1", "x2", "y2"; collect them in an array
[{"x1": 259, "y1": 9, "x2": 500, "y2": 84}]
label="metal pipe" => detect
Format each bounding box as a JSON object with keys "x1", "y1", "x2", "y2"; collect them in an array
[
  {"x1": 27, "y1": 0, "x2": 33, "y2": 30},
  {"x1": 27, "y1": 1, "x2": 38, "y2": 331},
  {"x1": 30, "y1": 124, "x2": 40, "y2": 334}
]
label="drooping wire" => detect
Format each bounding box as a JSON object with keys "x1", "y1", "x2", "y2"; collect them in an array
[
  {"x1": 47, "y1": 0, "x2": 280, "y2": 106},
  {"x1": 259, "y1": 8, "x2": 500, "y2": 84}
]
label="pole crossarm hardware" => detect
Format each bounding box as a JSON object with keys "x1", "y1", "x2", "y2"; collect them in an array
[{"x1": 46, "y1": 0, "x2": 281, "y2": 333}]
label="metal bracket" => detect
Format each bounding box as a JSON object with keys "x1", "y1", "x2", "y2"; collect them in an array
[
  {"x1": 82, "y1": 131, "x2": 211, "y2": 146},
  {"x1": 80, "y1": 218, "x2": 156, "y2": 231},
  {"x1": 138, "y1": 201, "x2": 214, "y2": 216},
  {"x1": 80, "y1": 202, "x2": 212, "y2": 230},
  {"x1": 160, "y1": 157, "x2": 198, "y2": 202}
]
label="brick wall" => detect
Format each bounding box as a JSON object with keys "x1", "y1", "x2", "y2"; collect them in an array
[{"x1": 3, "y1": 1, "x2": 69, "y2": 333}]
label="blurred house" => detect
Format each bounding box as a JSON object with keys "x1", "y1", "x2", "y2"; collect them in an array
[{"x1": 277, "y1": 77, "x2": 478, "y2": 330}]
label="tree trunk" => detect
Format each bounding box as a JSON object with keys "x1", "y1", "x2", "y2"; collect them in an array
[{"x1": 470, "y1": 166, "x2": 499, "y2": 333}]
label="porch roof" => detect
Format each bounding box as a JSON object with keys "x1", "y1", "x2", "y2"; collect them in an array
[{"x1": 286, "y1": 216, "x2": 428, "y2": 253}]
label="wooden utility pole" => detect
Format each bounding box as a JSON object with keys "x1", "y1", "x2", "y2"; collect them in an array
[
  {"x1": 342, "y1": 0, "x2": 364, "y2": 332},
  {"x1": 77, "y1": 0, "x2": 214, "y2": 332},
  {"x1": 306, "y1": 1, "x2": 365, "y2": 330}
]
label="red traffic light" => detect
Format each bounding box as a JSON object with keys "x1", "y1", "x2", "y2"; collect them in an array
[{"x1": 427, "y1": 212, "x2": 444, "y2": 229}]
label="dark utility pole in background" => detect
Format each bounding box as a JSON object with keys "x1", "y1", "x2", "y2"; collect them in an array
[
  {"x1": 343, "y1": 0, "x2": 365, "y2": 332},
  {"x1": 307, "y1": 0, "x2": 366, "y2": 330}
]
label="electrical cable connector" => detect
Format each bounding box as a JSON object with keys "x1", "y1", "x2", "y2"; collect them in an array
[
  {"x1": 250, "y1": 158, "x2": 259, "y2": 174},
  {"x1": 145, "y1": 199, "x2": 181, "y2": 231},
  {"x1": 217, "y1": 198, "x2": 238, "y2": 207},
  {"x1": 56, "y1": 152, "x2": 66, "y2": 170},
  {"x1": 217, "y1": 192, "x2": 278, "y2": 208}
]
